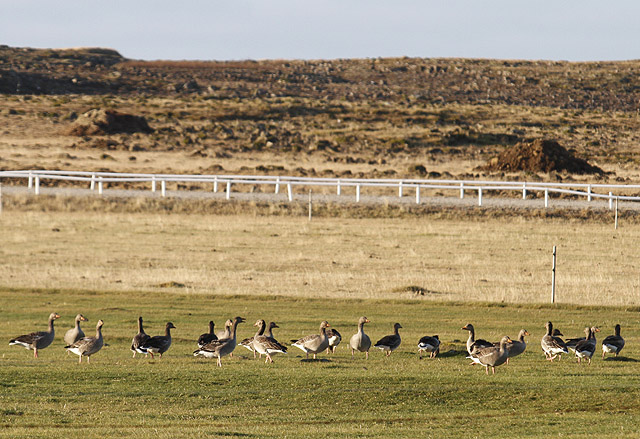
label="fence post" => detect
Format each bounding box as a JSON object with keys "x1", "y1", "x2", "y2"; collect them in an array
[
  {"x1": 416, "y1": 185, "x2": 421, "y2": 204},
  {"x1": 544, "y1": 189, "x2": 549, "y2": 208},
  {"x1": 28, "y1": 172, "x2": 33, "y2": 189},
  {"x1": 152, "y1": 176, "x2": 156, "y2": 192},
  {"x1": 460, "y1": 182, "x2": 464, "y2": 199},
  {"x1": 398, "y1": 181, "x2": 403, "y2": 198},
  {"x1": 287, "y1": 182, "x2": 292, "y2": 202},
  {"x1": 609, "y1": 192, "x2": 613, "y2": 210},
  {"x1": 161, "y1": 180, "x2": 166, "y2": 197},
  {"x1": 226, "y1": 181, "x2": 231, "y2": 200},
  {"x1": 337, "y1": 179, "x2": 341, "y2": 196},
  {"x1": 551, "y1": 246, "x2": 557, "y2": 304},
  {"x1": 213, "y1": 176, "x2": 218, "y2": 192},
  {"x1": 90, "y1": 174, "x2": 96, "y2": 190},
  {"x1": 98, "y1": 177, "x2": 103, "y2": 195},
  {"x1": 478, "y1": 187, "x2": 482, "y2": 206},
  {"x1": 356, "y1": 184, "x2": 361, "y2": 202},
  {"x1": 275, "y1": 177, "x2": 280, "y2": 194},
  {"x1": 615, "y1": 197, "x2": 619, "y2": 230},
  {"x1": 35, "y1": 176, "x2": 40, "y2": 195},
  {"x1": 522, "y1": 182, "x2": 527, "y2": 200},
  {"x1": 587, "y1": 184, "x2": 592, "y2": 202}
]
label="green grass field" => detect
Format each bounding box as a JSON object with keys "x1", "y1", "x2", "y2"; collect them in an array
[{"x1": 2, "y1": 289, "x2": 640, "y2": 438}]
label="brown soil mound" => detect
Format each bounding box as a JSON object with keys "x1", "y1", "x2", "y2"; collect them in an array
[
  {"x1": 64, "y1": 109, "x2": 153, "y2": 136},
  {"x1": 481, "y1": 139, "x2": 603, "y2": 175}
]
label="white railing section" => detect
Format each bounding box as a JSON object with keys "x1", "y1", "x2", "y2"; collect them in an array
[{"x1": 1, "y1": 169, "x2": 640, "y2": 208}]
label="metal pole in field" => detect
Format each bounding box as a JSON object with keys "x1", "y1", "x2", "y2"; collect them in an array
[
  {"x1": 275, "y1": 177, "x2": 280, "y2": 194},
  {"x1": 28, "y1": 172, "x2": 33, "y2": 189},
  {"x1": 90, "y1": 174, "x2": 96, "y2": 190},
  {"x1": 213, "y1": 176, "x2": 218, "y2": 192},
  {"x1": 460, "y1": 182, "x2": 464, "y2": 199},
  {"x1": 615, "y1": 196, "x2": 619, "y2": 230},
  {"x1": 551, "y1": 246, "x2": 557, "y2": 304},
  {"x1": 152, "y1": 176, "x2": 156, "y2": 192},
  {"x1": 478, "y1": 188, "x2": 482, "y2": 206},
  {"x1": 544, "y1": 189, "x2": 549, "y2": 208},
  {"x1": 34, "y1": 176, "x2": 40, "y2": 195},
  {"x1": 398, "y1": 181, "x2": 403, "y2": 198},
  {"x1": 337, "y1": 179, "x2": 341, "y2": 196},
  {"x1": 308, "y1": 190, "x2": 312, "y2": 222},
  {"x1": 587, "y1": 185, "x2": 592, "y2": 202},
  {"x1": 287, "y1": 182, "x2": 292, "y2": 202},
  {"x1": 98, "y1": 177, "x2": 103, "y2": 195},
  {"x1": 356, "y1": 184, "x2": 360, "y2": 203},
  {"x1": 161, "y1": 180, "x2": 166, "y2": 197},
  {"x1": 226, "y1": 181, "x2": 231, "y2": 200},
  {"x1": 522, "y1": 182, "x2": 527, "y2": 200},
  {"x1": 416, "y1": 185, "x2": 421, "y2": 204},
  {"x1": 609, "y1": 192, "x2": 613, "y2": 210}
]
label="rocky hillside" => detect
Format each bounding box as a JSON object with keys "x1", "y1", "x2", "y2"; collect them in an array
[{"x1": 2, "y1": 45, "x2": 640, "y2": 112}]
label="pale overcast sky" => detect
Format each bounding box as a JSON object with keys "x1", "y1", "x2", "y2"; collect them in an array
[{"x1": 2, "y1": 1, "x2": 638, "y2": 61}]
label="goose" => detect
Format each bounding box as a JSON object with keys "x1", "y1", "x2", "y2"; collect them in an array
[
  {"x1": 216, "y1": 319, "x2": 235, "y2": 358},
  {"x1": 240, "y1": 319, "x2": 265, "y2": 358},
  {"x1": 462, "y1": 323, "x2": 492, "y2": 365},
  {"x1": 64, "y1": 314, "x2": 88, "y2": 346},
  {"x1": 602, "y1": 324, "x2": 625, "y2": 359},
  {"x1": 374, "y1": 323, "x2": 402, "y2": 356},
  {"x1": 197, "y1": 321, "x2": 217, "y2": 348},
  {"x1": 291, "y1": 321, "x2": 331, "y2": 360},
  {"x1": 575, "y1": 327, "x2": 597, "y2": 364},
  {"x1": 326, "y1": 328, "x2": 342, "y2": 354},
  {"x1": 138, "y1": 322, "x2": 176, "y2": 359},
  {"x1": 504, "y1": 329, "x2": 529, "y2": 364},
  {"x1": 9, "y1": 312, "x2": 60, "y2": 358},
  {"x1": 65, "y1": 320, "x2": 104, "y2": 363},
  {"x1": 566, "y1": 327, "x2": 600, "y2": 352},
  {"x1": 131, "y1": 316, "x2": 150, "y2": 358},
  {"x1": 252, "y1": 320, "x2": 288, "y2": 363},
  {"x1": 216, "y1": 319, "x2": 234, "y2": 339},
  {"x1": 418, "y1": 335, "x2": 440, "y2": 359},
  {"x1": 193, "y1": 316, "x2": 245, "y2": 367},
  {"x1": 349, "y1": 316, "x2": 371, "y2": 359},
  {"x1": 541, "y1": 321, "x2": 568, "y2": 361},
  {"x1": 470, "y1": 336, "x2": 513, "y2": 375}
]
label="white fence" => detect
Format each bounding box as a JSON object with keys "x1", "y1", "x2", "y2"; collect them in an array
[{"x1": 1, "y1": 169, "x2": 640, "y2": 208}]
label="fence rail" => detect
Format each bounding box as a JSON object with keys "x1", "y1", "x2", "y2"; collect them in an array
[{"x1": 1, "y1": 169, "x2": 640, "y2": 208}]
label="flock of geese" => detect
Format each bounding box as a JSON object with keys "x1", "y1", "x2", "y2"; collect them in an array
[{"x1": 8, "y1": 313, "x2": 626, "y2": 373}]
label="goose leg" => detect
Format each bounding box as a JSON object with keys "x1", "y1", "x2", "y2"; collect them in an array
[
  {"x1": 351, "y1": 348, "x2": 355, "y2": 359},
  {"x1": 365, "y1": 351, "x2": 369, "y2": 360},
  {"x1": 34, "y1": 348, "x2": 38, "y2": 359},
  {"x1": 492, "y1": 366, "x2": 496, "y2": 374},
  {"x1": 485, "y1": 366, "x2": 489, "y2": 375}
]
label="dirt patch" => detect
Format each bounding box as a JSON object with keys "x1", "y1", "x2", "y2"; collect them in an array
[
  {"x1": 480, "y1": 139, "x2": 604, "y2": 175},
  {"x1": 63, "y1": 109, "x2": 153, "y2": 136}
]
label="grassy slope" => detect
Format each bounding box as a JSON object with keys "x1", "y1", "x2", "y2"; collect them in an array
[{"x1": 2, "y1": 290, "x2": 640, "y2": 438}]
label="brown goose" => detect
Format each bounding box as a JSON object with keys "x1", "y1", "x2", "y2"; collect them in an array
[
  {"x1": 216, "y1": 319, "x2": 235, "y2": 358},
  {"x1": 326, "y1": 328, "x2": 342, "y2": 354},
  {"x1": 197, "y1": 321, "x2": 217, "y2": 348},
  {"x1": 602, "y1": 324, "x2": 625, "y2": 359},
  {"x1": 240, "y1": 319, "x2": 266, "y2": 358},
  {"x1": 9, "y1": 312, "x2": 60, "y2": 358},
  {"x1": 216, "y1": 319, "x2": 233, "y2": 339},
  {"x1": 349, "y1": 316, "x2": 371, "y2": 359},
  {"x1": 541, "y1": 321, "x2": 568, "y2": 361},
  {"x1": 462, "y1": 323, "x2": 493, "y2": 355},
  {"x1": 504, "y1": 329, "x2": 529, "y2": 364},
  {"x1": 193, "y1": 316, "x2": 245, "y2": 367},
  {"x1": 575, "y1": 327, "x2": 597, "y2": 364},
  {"x1": 131, "y1": 316, "x2": 150, "y2": 358},
  {"x1": 566, "y1": 327, "x2": 600, "y2": 351},
  {"x1": 418, "y1": 335, "x2": 440, "y2": 359},
  {"x1": 291, "y1": 321, "x2": 331, "y2": 360},
  {"x1": 252, "y1": 320, "x2": 288, "y2": 363},
  {"x1": 470, "y1": 336, "x2": 513, "y2": 374},
  {"x1": 64, "y1": 314, "x2": 88, "y2": 346},
  {"x1": 65, "y1": 320, "x2": 104, "y2": 363},
  {"x1": 374, "y1": 323, "x2": 402, "y2": 356},
  {"x1": 139, "y1": 322, "x2": 175, "y2": 359}
]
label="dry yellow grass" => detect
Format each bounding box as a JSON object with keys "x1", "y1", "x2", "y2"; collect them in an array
[{"x1": 2, "y1": 208, "x2": 639, "y2": 305}]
